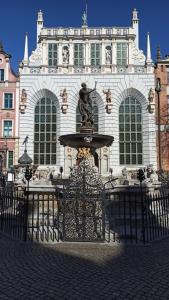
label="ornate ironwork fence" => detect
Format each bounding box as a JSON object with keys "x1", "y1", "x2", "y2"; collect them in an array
[
  {"x1": 56, "y1": 183, "x2": 105, "y2": 242},
  {"x1": 0, "y1": 185, "x2": 169, "y2": 244},
  {"x1": 105, "y1": 188, "x2": 169, "y2": 244}
]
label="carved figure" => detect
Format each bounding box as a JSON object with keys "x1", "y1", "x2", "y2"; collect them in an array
[
  {"x1": 105, "y1": 47, "x2": 111, "y2": 64},
  {"x1": 148, "y1": 88, "x2": 155, "y2": 103},
  {"x1": 60, "y1": 88, "x2": 68, "y2": 103},
  {"x1": 20, "y1": 89, "x2": 27, "y2": 104},
  {"x1": 150, "y1": 169, "x2": 158, "y2": 183},
  {"x1": 62, "y1": 46, "x2": 69, "y2": 64},
  {"x1": 103, "y1": 89, "x2": 112, "y2": 103},
  {"x1": 78, "y1": 82, "x2": 96, "y2": 127}
]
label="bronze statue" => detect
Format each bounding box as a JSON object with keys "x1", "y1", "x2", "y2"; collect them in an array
[{"x1": 78, "y1": 82, "x2": 97, "y2": 127}]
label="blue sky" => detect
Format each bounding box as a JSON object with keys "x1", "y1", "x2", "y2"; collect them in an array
[{"x1": 1, "y1": 0, "x2": 169, "y2": 72}]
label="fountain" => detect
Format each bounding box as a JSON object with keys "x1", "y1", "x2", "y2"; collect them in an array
[{"x1": 59, "y1": 82, "x2": 114, "y2": 177}]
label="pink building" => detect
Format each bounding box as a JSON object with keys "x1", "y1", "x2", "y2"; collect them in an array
[{"x1": 0, "y1": 42, "x2": 19, "y2": 171}]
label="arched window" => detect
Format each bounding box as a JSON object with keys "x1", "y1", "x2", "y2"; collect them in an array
[
  {"x1": 34, "y1": 97, "x2": 57, "y2": 165},
  {"x1": 76, "y1": 99, "x2": 98, "y2": 133},
  {"x1": 119, "y1": 96, "x2": 142, "y2": 165}
]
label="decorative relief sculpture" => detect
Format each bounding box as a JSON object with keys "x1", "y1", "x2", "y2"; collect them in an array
[
  {"x1": 148, "y1": 88, "x2": 155, "y2": 103},
  {"x1": 77, "y1": 147, "x2": 91, "y2": 159},
  {"x1": 131, "y1": 42, "x2": 145, "y2": 66},
  {"x1": 147, "y1": 88, "x2": 155, "y2": 114},
  {"x1": 29, "y1": 45, "x2": 43, "y2": 66},
  {"x1": 62, "y1": 46, "x2": 69, "y2": 64},
  {"x1": 103, "y1": 88, "x2": 112, "y2": 113},
  {"x1": 60, "y1": 88, "x2": 68, "y2": 113},
  {"x1": 19, "y1": 89, "x2": 27, "y2": 113}
]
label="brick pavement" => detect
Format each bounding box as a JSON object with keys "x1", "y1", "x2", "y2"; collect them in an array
[{"x1": 0, "y1": 233, "x2": 169, "y2": 300}]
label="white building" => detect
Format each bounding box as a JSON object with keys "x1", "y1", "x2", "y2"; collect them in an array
[{"x1": 19, "y1": 8, "x2": 157, "y2": 176}]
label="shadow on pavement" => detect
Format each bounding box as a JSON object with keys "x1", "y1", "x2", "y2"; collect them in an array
[{"x1": 0, "y1": 234, "x2": 169, "y2": 299}]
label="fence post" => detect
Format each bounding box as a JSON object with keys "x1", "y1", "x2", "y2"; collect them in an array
[
  {"x1": 23, "y1": 166, "x2": 32, "y2": 242},
  {"x1": 23, "y1": 188, "x2": 29, "y2": 242},
  {"x1": 137, "y1": 169, "x2": 146, "y2": 244}
]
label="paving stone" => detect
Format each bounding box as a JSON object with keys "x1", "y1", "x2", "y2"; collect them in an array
[{"x1": 0, "y1": 234, "x2": 169, "y2": 299}]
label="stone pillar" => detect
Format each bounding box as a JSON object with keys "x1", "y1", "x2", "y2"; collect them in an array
[
  {"x1": 85, "y1": 41, "x2": 90, "y2": 67},
  {"x1": 69, "y1": 41, "x2": 74, "y2": 71},
  {"x1": 101, "y1": 41, "x2": 105, "y2": 65},
  {"x1": 111, "y1": 41, "x2": 116, "y2": 72},
  {"x1": 42, "y1": 41, "x2": 47, "y2": 65},
  {"x1": 58, "y1": 42, "x2": 62, "y2": 66}
]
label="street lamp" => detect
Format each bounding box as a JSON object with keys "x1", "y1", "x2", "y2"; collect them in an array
[
  {"x1": 18, "y1": 137, "x2": 33, "y2": 242},
  {"x1": 155, "y1": 77, "x2": 162, "y2": 170}
]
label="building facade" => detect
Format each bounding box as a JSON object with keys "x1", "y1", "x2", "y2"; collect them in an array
[
  {"x1": 0, "y1": 43, "x2": 19, "y2": 171},
  {"x1": 155, "y1": 49, "x2": 169, "y2": 171},
  {"x1": 19, "y1": 9, "x2": 157, "y2": 176}
]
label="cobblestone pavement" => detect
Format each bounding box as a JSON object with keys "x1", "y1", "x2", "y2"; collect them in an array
[{"x1": 0, "y1": 234, "x2": 169, "y2": 300}]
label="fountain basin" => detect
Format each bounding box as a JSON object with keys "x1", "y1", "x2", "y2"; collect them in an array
[{"x1": 59, "y1": 133, "x2": 114, "y2": 149}]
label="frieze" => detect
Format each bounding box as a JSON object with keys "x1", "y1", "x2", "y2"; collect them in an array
[
  {"x1": 30, "y1": 68, "x2": 41, "y2": 74},
  {"x1": 48, "y1": 68, "x2": 58, "y2": 74},
  {"x1": 134, "y1": 66, "x2": 145, "y2": 73}
]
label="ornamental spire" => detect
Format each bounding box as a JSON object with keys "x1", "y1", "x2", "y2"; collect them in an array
[
  {"x1": 146, "y1": 32, "x2": 152, "y2": 64},
  {"x1": 23, "y1": 33, "x2": 29, "y2": 65}
]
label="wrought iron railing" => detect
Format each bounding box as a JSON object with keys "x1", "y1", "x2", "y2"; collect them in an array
[{"x1": 0, "y1": 185, "x2": 169, "y2": 244}]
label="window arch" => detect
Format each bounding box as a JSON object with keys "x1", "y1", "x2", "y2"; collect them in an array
[
  {"x1": 76, "y1": 99, "x2": 98, "y2": 133},
  {"x1": 34, "y1": 97, "x2": 57, "y2": 165},
  {"x1": 119, "y1": 96, "x2": 142, "y2": 165}
]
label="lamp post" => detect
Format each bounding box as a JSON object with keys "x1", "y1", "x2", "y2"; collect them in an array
[
  {"x1": 155, "y1": 77, "x2": 162, "y2": 170},
  {"x1": 18, "y1": 137, "x2": 33, "y2": 242}
]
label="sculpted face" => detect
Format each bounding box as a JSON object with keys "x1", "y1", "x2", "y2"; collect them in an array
[{"x1": 81, "y1": 83, "x2": 87, "y2": 89}]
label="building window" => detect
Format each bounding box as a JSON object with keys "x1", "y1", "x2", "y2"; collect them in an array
[
  {"x1": 8, "y1": 151, "x2": 13, "y2": 168},
  {"x1": 91, "y1": 44, "x2": 101, "y2": 67},
  {"x1": 117, "y1": 43, "x2": 127, "y2": 66},
  {"x1": 4, "y1": 93, "x2": 13, "y2": 109},
  {"x1": 76, "y1": 98, "x2": 98, "y2": 133},
  {"x1": 34, "y1": 97, "x2": 57, "y2": 165},
  {"x1": 119, "y1": 96, "x2": 142, "y2": 165},
  {"x1": 106, "y1": 29, "x2": 111, "y2": 35},
  {"x1": 0, "y1": 69, "x2": 4, "y2": 81},
  {"x1": 116, "y1": 29, "x2": 121, "y2": 35},
  {"x1": 90, "y1": 30, "x2": 94, "y2": 35},
  {"x1": 48, "y1": 44, "x2": 57, "y2": 67},
  {"x1": 4, "y1": 120, "x2": 12, "y2": 137},
  {"x1": 74, "y1": 30, "x2": 78, "y2": 35},
  {"x1": 96, "y1": 30, "x2": 100, "y2": 35},
  {"x1": 74, "y1": 44, "x2": 84, "y2": 67}
]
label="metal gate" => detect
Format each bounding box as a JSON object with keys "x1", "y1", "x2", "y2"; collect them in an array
[{"x1": 57, "y1": 183, "x2": 105, "y2": 242}]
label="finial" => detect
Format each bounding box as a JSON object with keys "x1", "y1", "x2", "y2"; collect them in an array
[
  {"x1": 157, "y1": 45, "x2": 161, "y2": 61},
  {"x1": 132, "y1": 8, "x2": 139, "y2": 20}
]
